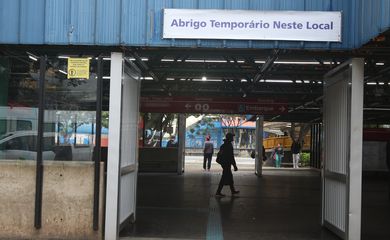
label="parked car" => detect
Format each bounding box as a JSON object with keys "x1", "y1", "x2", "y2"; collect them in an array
[{"x1": 0, "y1": 131, "x2": 93, "y2": 161}]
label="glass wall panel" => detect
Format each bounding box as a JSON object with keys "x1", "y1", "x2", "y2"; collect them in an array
[
  {"x1": 162, "y1": 114, "x2": 178, "y2": 148},
  {"x1": 0, "y1": 55, "x2": 39, "y2": 161},
  {"x1": 143, "y1": 113, "x2": 178, "y2": 148},
  {"x1": 143, "y1": 113, "x2": 163, "y2": 147},
  {"x1": 42, "y1": 56, "x2": 99, "y2": 161}
]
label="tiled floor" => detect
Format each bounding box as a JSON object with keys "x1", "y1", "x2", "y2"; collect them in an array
[{"x1": 120, "y1": 168, "x2": 390, "y2": 240}]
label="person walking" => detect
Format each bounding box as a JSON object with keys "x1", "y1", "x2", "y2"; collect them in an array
[
  {"x1": 272, "y1": 143, "x2": 284, "y2": 168},
  {"x1": 215, "y1": 132, "x2": 239, "y2": 197},
  {"x1": 291, "y1": 139, "x2": 301, "y2": 168},
  {"x1": 203, "y1": 135, "x2": 214, "y2": 171}
]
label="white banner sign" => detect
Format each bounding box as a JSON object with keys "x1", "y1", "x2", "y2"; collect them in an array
[{"x1": 163, "y1": 9, "x2": 341, "y2": 42}]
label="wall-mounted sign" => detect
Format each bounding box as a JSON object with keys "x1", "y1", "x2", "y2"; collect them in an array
[
  {"x1": 163, "y1": 9, "x2": 341, "y2": 42},
  {"x1": 67, "y1": 58, "x2": 90, "y2": 79},
  {"x1": 141, "y1": 96, "x2": 288, "y2": 115}
]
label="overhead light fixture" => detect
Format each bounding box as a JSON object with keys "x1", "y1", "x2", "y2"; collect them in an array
[
  {"x1": 230, "y1": 60, "x2": 245, "y2": 63},
  {"x1": 185, "y1": 59, "x2": 205, "y2": 63},
  {"x1": 26, "y1": 51, "x2": 39, "y2": 62},
  {"x1": 202, "y1": 76, "x2": 207, "y2": 81},
  {"x1": 265, "y1": 80, "x2": 293, "y2": 83},
  {"x1": 376, "y1": 62, "x2": 385, "y2": 66},
  {"x1": 193, "y1": 78, "x2": 222, "y2": 82},
  {"x1": 28, "y1": 55, "x2": 38, "y2": 61},
  {"x1": 58, "y1": 70, "x2": 67, "y2": 75},
  {"x1": 140, "y1": 77, "x2": 153, "y2": 80},
  {"x1": 323, "y1": 61, "x2": 340, "y2": 65},
  {"x1": 274, "y1": 61, "x2": 320, "y2": 65},
  {"x1": 204, "y1": 60, "x2": 227, "y2": 63}
]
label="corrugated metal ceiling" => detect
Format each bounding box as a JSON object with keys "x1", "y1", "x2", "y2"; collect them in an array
[{"x1": 0, "y1": 0, "x2": 389, "y2": 49}]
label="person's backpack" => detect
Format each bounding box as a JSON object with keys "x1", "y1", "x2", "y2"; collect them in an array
[
  {"x1": 250, "y1": 150, "x2": 256, "y2": 159},
  {"x1": 216, "y1": 145, "x2": 224, "y2": 165}
]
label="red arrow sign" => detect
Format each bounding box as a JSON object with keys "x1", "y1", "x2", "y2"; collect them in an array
[{"x1": 141, "y1": 96, "x2": 288, "y2": 114}]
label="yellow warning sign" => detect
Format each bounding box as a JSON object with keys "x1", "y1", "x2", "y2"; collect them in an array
[{"x1": 67, "y1": 58, "x2": 90, "y2": 79}]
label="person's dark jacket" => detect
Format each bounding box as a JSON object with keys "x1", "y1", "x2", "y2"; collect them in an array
[
  {"x1": 291, "y1": 141, "x2": 301, "y2": 154},
  {"x1": 219, "y1": 140, "x2": 237, "y2": 185},
  {"x1": 387, "y1": 142, "x2": 390, "y2": 170},
  {"x1": 220, "y1": 140, "x2": 237, "y2": 169}
]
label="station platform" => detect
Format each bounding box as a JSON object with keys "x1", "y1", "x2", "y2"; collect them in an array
[{"x1": 120, "y1": 167, "x2": 390, "y2": 240}]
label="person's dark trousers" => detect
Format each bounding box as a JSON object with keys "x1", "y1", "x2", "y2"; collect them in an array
[
  {"x1": 203, "y1": 153, "x2": 213, "y2": 170},
  {"x1": 216, "y1": 181, "x2": 235, "y2": 194},
  {"x1": 387, "y1": 171, "x2": 390, "y2": 201},
  {"x1": 387, "y1": 142, "x2": 390, "y2": 200}
]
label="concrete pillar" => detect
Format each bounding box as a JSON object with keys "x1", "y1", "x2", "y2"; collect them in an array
[
  {"x1": 255, "y1": 116, "x2": 264, "y2": 176},
  {"x1": 177, "y1": 114, "x2": 186, "y2": 174}
]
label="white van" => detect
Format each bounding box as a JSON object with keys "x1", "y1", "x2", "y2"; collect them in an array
[{"x1": 0, "y1": 131, "x2": 93, "y2": 161}]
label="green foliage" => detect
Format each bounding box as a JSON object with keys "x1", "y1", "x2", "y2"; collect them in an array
[
  {"x1": 102, "y1": 111, "x2": 109, "y2": 128},
  {"x1": 300, "y1": 152, "x2": 310, "y2": 167}
]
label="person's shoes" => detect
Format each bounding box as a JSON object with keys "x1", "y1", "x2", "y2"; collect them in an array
[
  {"x1": 231, "y1": 190, "x2": 240, "y2": 194},
  {"x1": 215, "y1": 192, "x2": 225, "y2": 197}
]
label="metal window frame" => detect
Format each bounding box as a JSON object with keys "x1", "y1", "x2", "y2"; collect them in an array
[
  {"x1": 93, "y1": 56, "x2": 103, "y2": 230},
  {"x1": 34, "y1": 56, "x2": 46, "y2": 229},
  {"x1": 33, "y1": 55, "x2": 104, "y2": 231}
]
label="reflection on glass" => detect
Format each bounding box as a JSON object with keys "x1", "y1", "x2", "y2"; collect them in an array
[
  {"x1": 162, "y1": 114, "x2": 178, "y2": 148},
  {"x1": 143, "y1": 113, "x2": 178, "y2": 148},
  {"x1": 0, "y1": 56, "x2": 39, "y2": 161},
  {"x1": 42, "y1": 57, "x2": 98, "y2": 161}
]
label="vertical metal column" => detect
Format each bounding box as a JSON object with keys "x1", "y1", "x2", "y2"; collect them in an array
[
  {"x1": 93, "y1": 56, "x2": 103, "y2": 230},
  {"x1": 310, "y1": 124, "x2": 315, "y2": 167},
  {"x1": 310, "y1": 124, "x2": 322, "y2": 169},
  {"x1": 317, "y1": 124, "x2": 322, "y2": 169},
  {"x1": 177, "y1": 114, "x2": 186, "y2": 175},
  {"x1": 255, "y1": 116, "x2": 264, "y2": 176},
  {"x1": 34, "y1": 56, "x2": 46, "y2": 229}
]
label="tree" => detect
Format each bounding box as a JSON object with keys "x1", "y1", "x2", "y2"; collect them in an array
[
  {"x1": 143, "y1": 113, "x2": 178, "y2": 147},
  {"x1": 289, "y1": 122, "x2": 311, "y2": 148},
  {"x1": 219, "y1": 115, "x2": 251, "y2": 148}
]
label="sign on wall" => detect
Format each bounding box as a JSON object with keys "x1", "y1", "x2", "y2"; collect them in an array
[
  {"x1": 141, "y1": 96, "x2": 288, "y2": 115},
  {"x1": 163, "y1": 9, "x2": 341, "y2": 42},
  {"x1": 67, "y1": 58, "x2": 90, "y2": 79}
]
